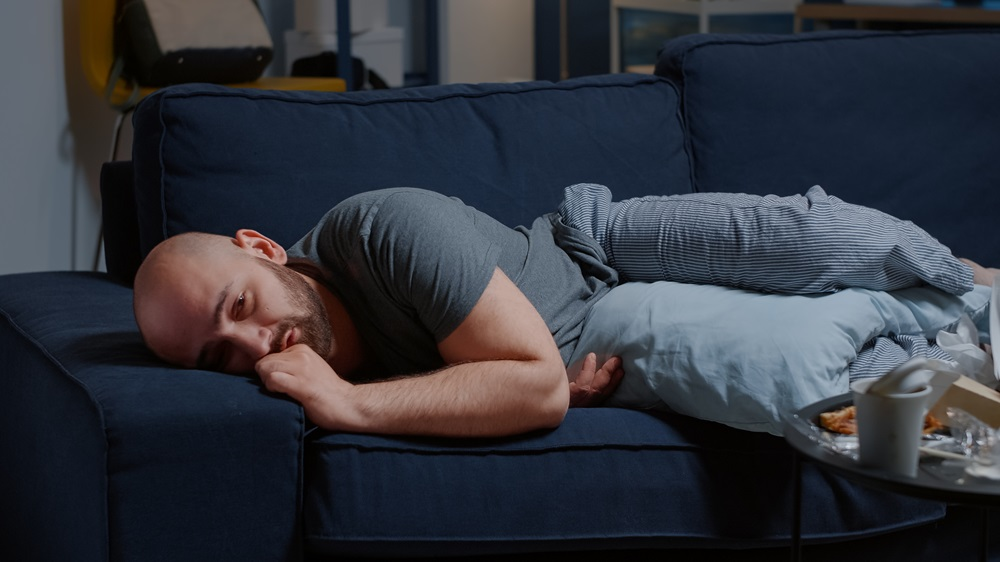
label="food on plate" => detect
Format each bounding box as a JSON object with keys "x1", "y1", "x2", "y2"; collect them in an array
[
  {"x1": 818, "y1": 405, "x2": 858, "y2": 435},
  {"x1": 818, "y1": 405, "x2": 944, "y2": 435}
]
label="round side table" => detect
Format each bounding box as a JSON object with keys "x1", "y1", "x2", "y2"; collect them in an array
[{"x1": 784, "y1": 394, "x2": 1000, "y2": 561}]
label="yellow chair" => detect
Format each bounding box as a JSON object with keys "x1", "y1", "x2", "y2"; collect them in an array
[
  {"x1": 80, "y1": 0, "x2": 346, "y2": 142},
  {"x1": 80, "y1": 0, "x2": 346, "y2": 270}
]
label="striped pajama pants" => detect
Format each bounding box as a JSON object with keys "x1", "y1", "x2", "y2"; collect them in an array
[
  {"x1": 558, "y1": 183, "x2": 973, "y2": 295},
  {"x1": 558, "y1": 183, "x2": 978, "y2": 380}
]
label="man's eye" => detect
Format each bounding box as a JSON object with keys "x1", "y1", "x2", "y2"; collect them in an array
[{"x1": 234, "y1": 293, "x2": 246, "y2": 317}]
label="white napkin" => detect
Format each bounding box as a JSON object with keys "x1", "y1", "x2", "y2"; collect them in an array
[{"x1": 936, "y1": 313, "x2": 995, "y2": 387}]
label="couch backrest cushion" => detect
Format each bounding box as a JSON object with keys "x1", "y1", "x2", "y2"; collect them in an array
[
  {"x1": 130, "y1": 74, "x2": 689, "y2": 258},
  {"x1": 656, "y1": 29, "x2": 1000, "y2": 266}
]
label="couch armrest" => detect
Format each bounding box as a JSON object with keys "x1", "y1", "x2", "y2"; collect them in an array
[
  {"x1": 0, "y1": 272, "x2": 304, "y2": 561},
  {"x1": 101, "y1": 160, "x2": 142, "y2": 287}
]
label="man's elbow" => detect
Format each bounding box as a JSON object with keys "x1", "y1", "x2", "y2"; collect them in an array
[{"x1": 539, "y1": 398, "x2": 569, "y2": 429}]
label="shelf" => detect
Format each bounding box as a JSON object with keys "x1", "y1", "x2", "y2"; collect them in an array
[
  {"x1": 795, "y1": 2, "x2": 1000, "y2": 31},
  {"x1": 610, "y1": 0, "x2": 800, "y2": 72}
]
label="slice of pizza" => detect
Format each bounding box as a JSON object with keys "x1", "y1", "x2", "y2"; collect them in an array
[
  {"x1": 819, "y1": 405, "x2": 857, "y2": 435},
  {"x1": 819, "y1": 405, "x2": 943, "y2": 435}
]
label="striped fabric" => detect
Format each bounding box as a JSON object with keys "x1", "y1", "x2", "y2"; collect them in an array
[
  {"x1": 558, "y1": 182, "x2": 979, "y2": 380},
  {"x1": 850, "y1": 335, "x2": 957, "y2": 382},
  {"x1": 558, "y1": 183, "x2": 974, "y2": 296}
]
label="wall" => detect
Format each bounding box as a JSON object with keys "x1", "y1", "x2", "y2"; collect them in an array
[
  {"x1": 0, "y1": 1, "x2": 533, "y2": 276},
  {"x1": 440, "y1": 0, "x2": 534, "y2": 84},
  {"x1": 0, "y1": 1, "x2": 110, "y2": 275}
]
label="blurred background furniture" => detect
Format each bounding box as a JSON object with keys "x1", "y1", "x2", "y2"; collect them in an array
[
  {"x1": 609, "y1": 0, "x2": 799, "y2": 71},
  {"x1": 80, "y1": 0, "x2": 346, "y2": 148},
  {"x1": 79, "y1": 0, "x2": 346, "y2": 270},
  {"x1": 795, "y1": 2, "x2": 1000, "y2": 32}
]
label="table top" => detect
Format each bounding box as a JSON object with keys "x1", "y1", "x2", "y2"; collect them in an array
[{"x1": 784, "y1": 394, "x2": 1000, "y2": 507}]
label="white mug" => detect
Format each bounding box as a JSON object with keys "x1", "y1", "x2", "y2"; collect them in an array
[{"x1": 852, "y1": 378, "x2": 933, "y2": 478}]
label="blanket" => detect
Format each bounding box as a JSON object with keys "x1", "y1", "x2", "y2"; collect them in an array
[{"x1": 569, "y1": 281, "x2": 991, "y2": 435}]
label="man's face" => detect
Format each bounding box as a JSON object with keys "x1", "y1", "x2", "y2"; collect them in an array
[{"x1": 136, "y1": 245, "x2": 333, "y2": 374}]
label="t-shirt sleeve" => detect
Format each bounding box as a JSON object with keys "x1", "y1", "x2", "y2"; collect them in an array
[{"x1": 295, "y1": 189, "x2": 501, "y2": 343}]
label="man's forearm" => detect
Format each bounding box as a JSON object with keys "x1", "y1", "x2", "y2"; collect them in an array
[
  {"x1": 256, "y1": 267, "x2": 573, "y2": 438},
  {"x1": 330, "y1": 358, "x2": 569, "y2": 437}
]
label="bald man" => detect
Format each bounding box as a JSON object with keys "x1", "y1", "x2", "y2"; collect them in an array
[
  {"x1": 134, "y1": 189, "x2": 625, "y2": 438},
  {"x1": 135, "y1": 187, "x2": 997, "y2": 438}
]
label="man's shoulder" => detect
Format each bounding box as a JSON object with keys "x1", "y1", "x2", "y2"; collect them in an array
[
  {"x1": 333, "y1": 188, "x2": 474, "y2": 235},
  {"x1": 337, "y1": 187, "x2": 460, "y2": 214},
  {"x1": 288, "y1": 188, "x2": 469, "y2": 276}
]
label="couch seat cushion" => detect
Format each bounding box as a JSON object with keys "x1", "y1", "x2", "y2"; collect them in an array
[{"x1": 302, "y1": 407, "x2": 943, "y2": 557}]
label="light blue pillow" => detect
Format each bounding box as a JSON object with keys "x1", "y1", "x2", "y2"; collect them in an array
[{"x1": 569, "y1": 281, "x2": 990, "y2": 435}]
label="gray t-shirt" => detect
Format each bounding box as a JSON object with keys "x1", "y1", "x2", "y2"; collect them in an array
[{"x1": 287, "y1": 188, "x2": 617, "y2": 377}]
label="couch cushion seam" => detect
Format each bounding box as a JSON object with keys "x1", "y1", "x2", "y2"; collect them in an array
[
  {"x1": 151, "y1": 77, "x2": 673, "y2": 110},
  {"x1": 676, "y1": 28, "x2": 1000, "y2": 59}
]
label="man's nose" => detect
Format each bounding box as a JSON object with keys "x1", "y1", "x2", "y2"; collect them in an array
[{"x1": 225, "y1": 324, "x2": 272, "y2": 362}]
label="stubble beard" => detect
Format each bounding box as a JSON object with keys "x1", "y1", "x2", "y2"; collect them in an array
[{"x1": 260, "y1": 259, "x2": 334, "y2": 359}]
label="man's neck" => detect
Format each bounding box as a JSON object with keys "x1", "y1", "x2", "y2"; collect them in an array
[{"x1": 292, "y1": 268, "x2": 373, "y2": 378}]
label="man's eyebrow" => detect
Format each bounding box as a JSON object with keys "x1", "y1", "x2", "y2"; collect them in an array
[{"x1": 196, "y1": 282, "x2": 233, "y2": 370}]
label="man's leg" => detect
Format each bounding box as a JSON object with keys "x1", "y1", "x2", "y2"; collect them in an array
[
  {"x1": 558, "y1": 183, "x2": 973, "y2": 295},
  {"x1": 961, "y1": 258, "x2": 1000, "y2": 287}
]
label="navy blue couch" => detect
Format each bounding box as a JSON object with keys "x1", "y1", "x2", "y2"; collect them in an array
[{"x1": 4, "y1": 29, "x2": 1000, "y2": 560}]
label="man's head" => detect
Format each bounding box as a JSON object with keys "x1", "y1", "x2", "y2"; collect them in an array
[{"x1": 133, "y1": 230, "x2": 333, "y2": 374}]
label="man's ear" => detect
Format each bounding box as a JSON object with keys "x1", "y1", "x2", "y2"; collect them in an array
[{"x1": 233, "y1": 229, "x2": 288, "y2": 265}]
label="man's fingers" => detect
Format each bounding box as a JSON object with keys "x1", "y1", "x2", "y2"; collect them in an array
[
  {"x1": 576, "y1": 352, "x2": 597, "y2": 386},
  {"x1": 608, "y1": 367, "x2": 625, "y2": 396},
  {"x1": 600, "y1": 356, "x2": 623, "y2": 376},
  {"x1": 569, "y1": 354, "x2": 626, "y2": 408},
  {"x1": 569, "y1": 381, "x2": 598, "y2": 408},
  {"x1": 258, "y1": 368, "x2": 298, "y2": 395},
  {"x1": 257, "y1": 351, "x2": 311, "y2": 398},
  {"x1": 601, "y1": 356, "x2": 625, "y2": 391},
  {"x1": 568, "y1": 381, "x2": 583, "y2": 407},
  {"x1": 569, "y1": 353, "x2": 601, "y2": 408},
  {"x1": 588, "y1": 355, "x2": 620, "y2": 390},
  {"x1": 255, "y1": 344, "x2": 319, "y2": 395}
]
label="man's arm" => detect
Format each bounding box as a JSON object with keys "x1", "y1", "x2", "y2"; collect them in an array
[{"x1": 256, "y1": 267, "x2": 569, "y2": 437}]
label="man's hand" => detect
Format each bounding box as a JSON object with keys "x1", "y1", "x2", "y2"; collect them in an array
[
  {"x1": 569, "y1": 353, "x2": 624, "y2": 408},
  {"x1": 256, "y1": 343, "x2": 359, "y2": 431}
]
